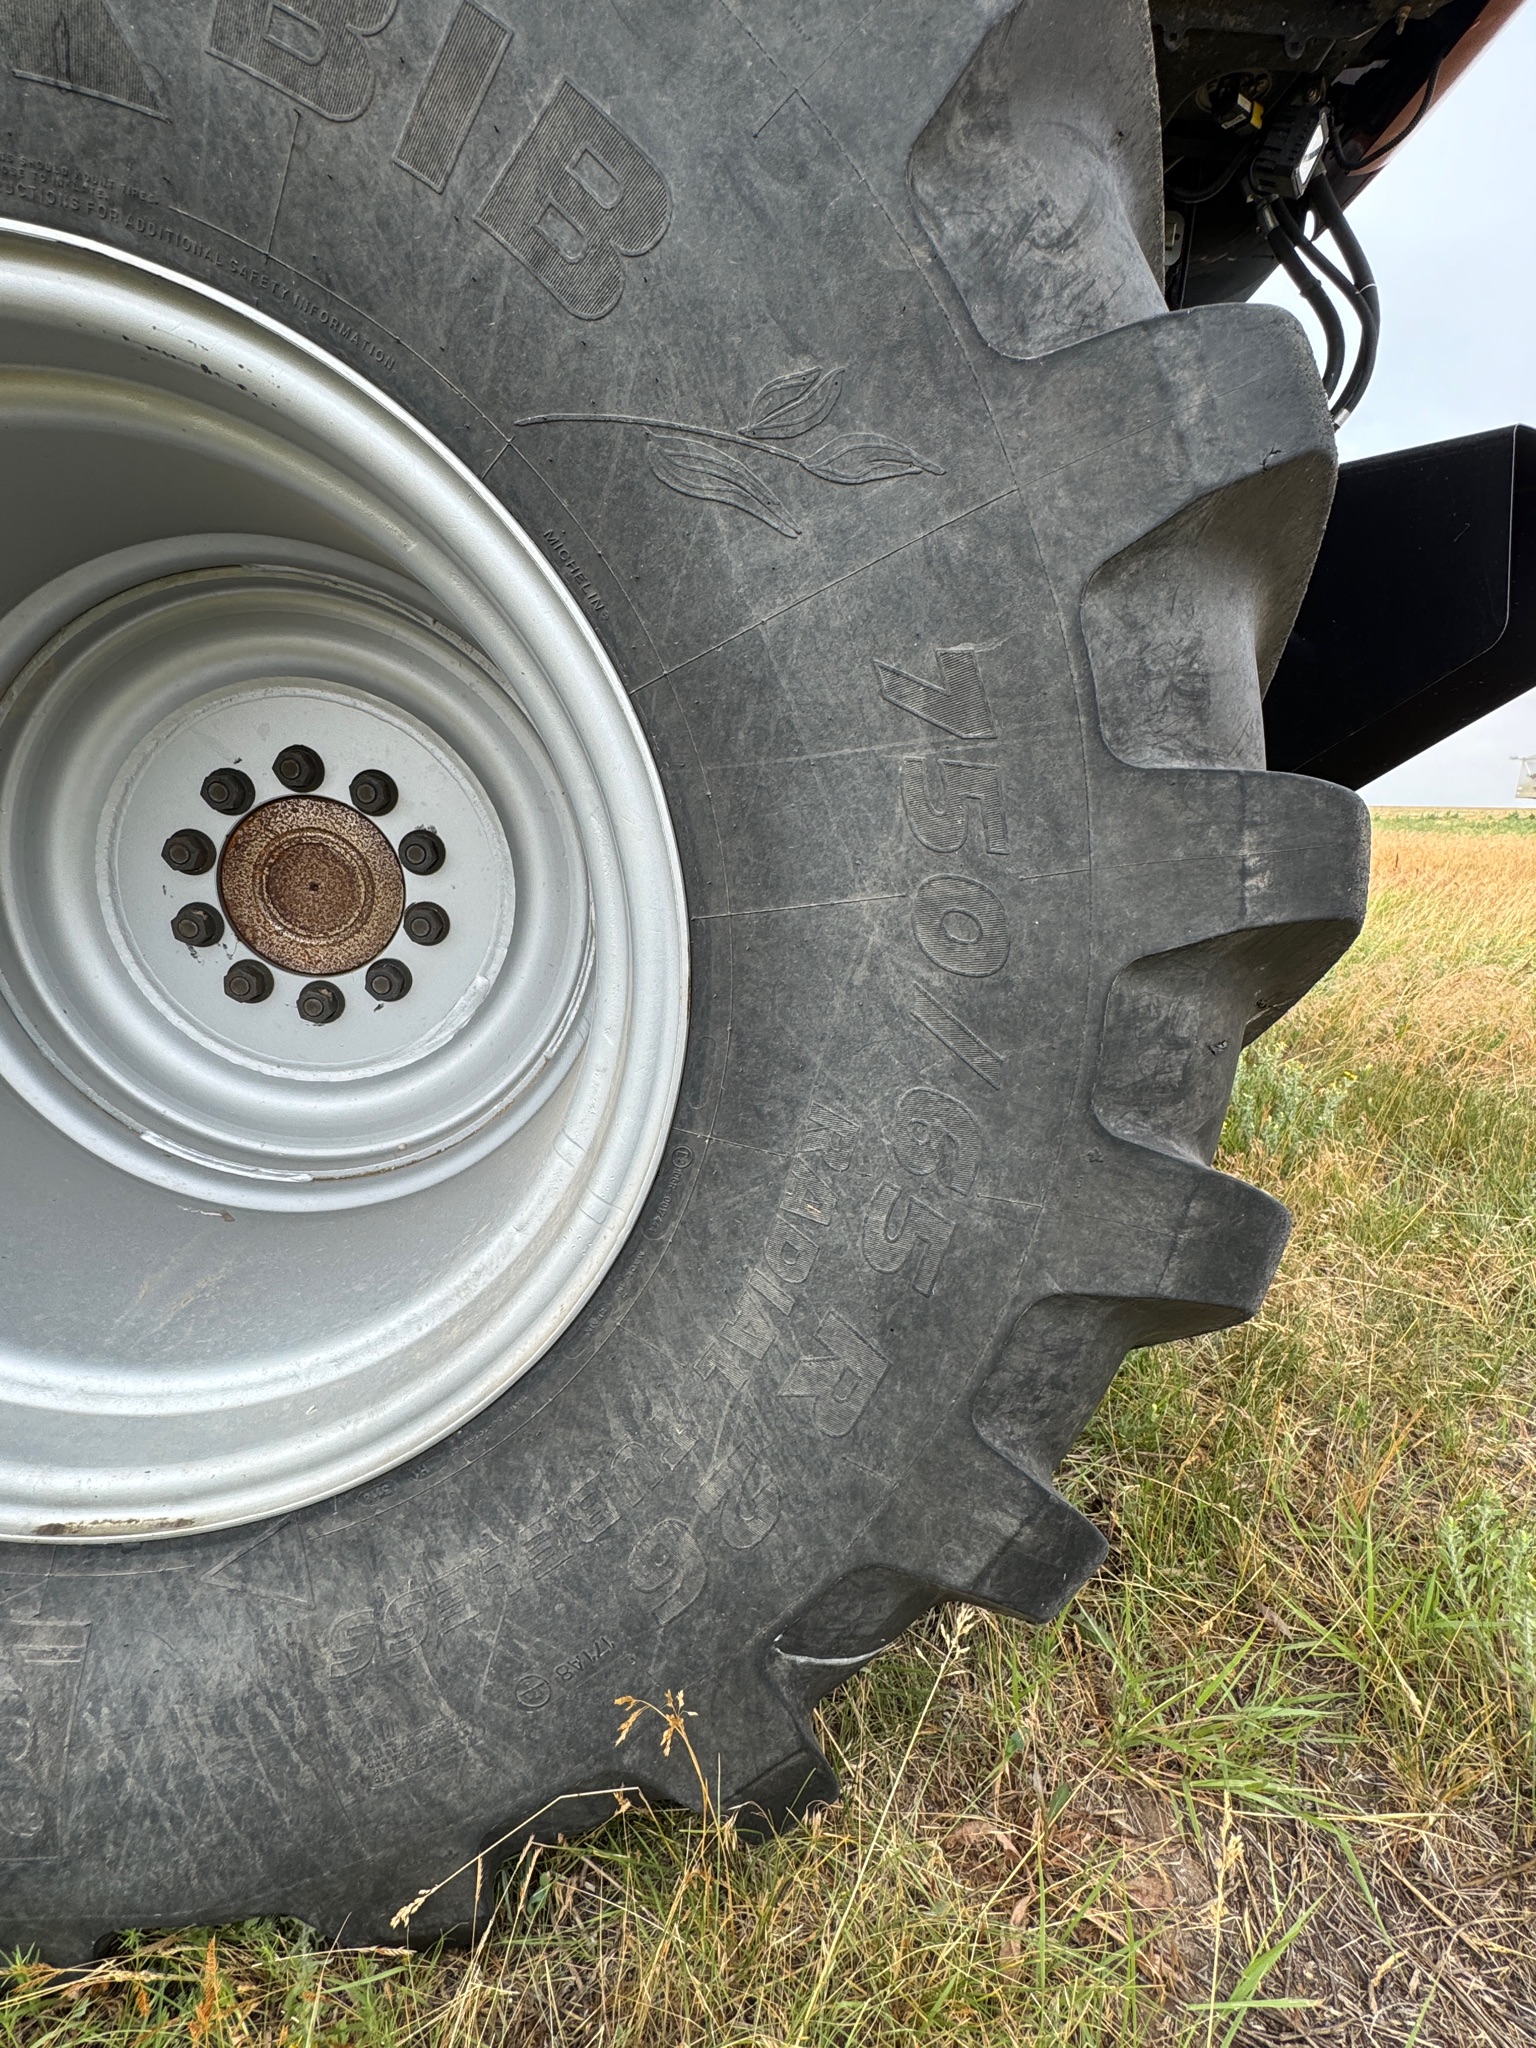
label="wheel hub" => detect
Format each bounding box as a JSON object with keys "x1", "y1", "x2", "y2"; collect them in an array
[
  {"x1": 218, "y1": 796, "x2": 406, "y2": 977},
  {"x1": 2, "y1": 564, "x2": 545, "y2": 1189}
]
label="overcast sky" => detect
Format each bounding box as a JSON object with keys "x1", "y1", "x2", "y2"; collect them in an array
[{"x1": 1254, "y1": 6, "x2": 1536, "y2": 805}]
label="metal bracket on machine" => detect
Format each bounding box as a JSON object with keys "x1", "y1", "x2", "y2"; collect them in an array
[{"x1": 1264, "y1": 425, "x2": 1536, "y2": 789}]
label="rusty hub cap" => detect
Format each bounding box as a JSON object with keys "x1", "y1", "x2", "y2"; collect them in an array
[{"x1": 219, "y1": 796, "x2": 405, "y2": 977}]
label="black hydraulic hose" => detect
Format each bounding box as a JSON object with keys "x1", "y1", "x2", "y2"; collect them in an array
[
  {"x1": 1334, "y1": 54, "x2": 1443, "y2": 172},
  {"x1": 1166, "y1": 149, "x2": 1248, "y2": 205},
  {"x1": 1274, "y1": 198, "x2": 1371, "y2": 309},
  {"x1": 1307, "y1": 179, "x2": 1380, "y2": 423},
  {"x1": 1305, "y1": 183, "x2": 1379, "y2": 332},
  {"x1": 1274, "y1": 195, "x2": 1380, "y2": 394},
  {"x1": 1258, "y1": 202, "x2": 1347, "y2": 398}
]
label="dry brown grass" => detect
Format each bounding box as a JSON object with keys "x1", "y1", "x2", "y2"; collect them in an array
[
  {"x1": 5, "y1": 810, "x2": 1534, "y2": 2045},
  {"x1": 1324, "y1": 814, "x2": 1536, "y2": 1081}
]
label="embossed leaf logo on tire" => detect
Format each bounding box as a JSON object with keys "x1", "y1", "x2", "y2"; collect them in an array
[
  {"x1": 646, "y1": 434, "x2": 801, "y2": 537},
  {"x1": 742, "y1": 365, "x2": 844, "y2": 440},
  {"x1": 514, "y1": 367, "x2": 942, "y2": 538}
]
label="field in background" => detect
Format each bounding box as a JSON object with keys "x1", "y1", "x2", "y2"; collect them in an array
[{"x1": 6, "y1": 811, "x2": 1534, "y2": 2047}]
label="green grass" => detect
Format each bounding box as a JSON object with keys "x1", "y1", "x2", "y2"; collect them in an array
[
  {"x1": 1367, "y1": 806, "x2": 1536, "y2": 837},
  {"x1": 6, "y1": 812, "x2": 1535, "y2": 2045}
]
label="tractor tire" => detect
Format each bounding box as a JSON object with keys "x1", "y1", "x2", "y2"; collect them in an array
[{"x1": 0, "y1": 0, "x2": 1367, "y2": 1960}]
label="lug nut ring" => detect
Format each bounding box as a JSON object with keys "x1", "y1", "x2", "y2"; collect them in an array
[
  {"x1": 224, "y1": 959, "x2": 274, "y2": 1004},
  {"x1": 403, "y1": 901, "x2": 450, "y2": 946},
  {"x1": 364, "y1": 957, "x2": 412, "y2": 1002},
  {"x1": 172, "y1": 901, "x2": 225, "y2": 948},
  {"x1": 398, "y1": 828, "x2": 445, "y2": 875},
  {"x1": 296, "y1": 980, "x2": 345, "y2": 1025},
  {"x1": 349, "y1": 768, "x2": 398, "y2": 816},
  {"x1": 201, "y1": 767, "x2": 254, "y2": 816},
  {"x1": 162, "y1": 827, "x2": 217, "y2": 876},
  {"x1": 273, "y1": 743, "x2": 325, "y2": 792}
]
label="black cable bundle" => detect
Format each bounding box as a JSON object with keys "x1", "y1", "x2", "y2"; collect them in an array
[{"x1": 1255, "y1": 178, "x2": 1381, "y2": 426}]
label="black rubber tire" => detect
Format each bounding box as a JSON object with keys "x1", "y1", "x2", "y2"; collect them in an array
[{"x1": 0, "y1": 0, "x2": 1368, "y2": 1959}]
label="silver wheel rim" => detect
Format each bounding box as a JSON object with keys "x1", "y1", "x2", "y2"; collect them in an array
[{"x1": 0, "y1": 225, "x2": 688, "y2": 1541}]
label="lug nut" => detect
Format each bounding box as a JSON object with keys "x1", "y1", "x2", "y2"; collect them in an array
[
  {"x1": 161, "y1": 827, "x2": 217, "y2": 876},
  {"x1": 200, "y1": 767, "x2": 254, "y2": 816},
  {"x1": 224, "y1": 959, "x2": 274, "y2": 1004},
  {"x1": 273, "y1": 743, "x2": 325, "y2": 792},
  {"x1": 364, "y1": 957, "x2": 412, "y2": 1002},
  {"x1": 172, "y1": 901, "x2": 225, "y2": 948},
  {"x1": 349, "y1": 768, "x2": 398, "y2": 816},
  {"x1": 402, "y1": 901, "x2": 449, "y2": 947},
  {"x1": 398, "y1": 828, "x2": 445, "y2": 875},
  {"x1": 297, "y1": 980, "x2": 345, "y2": 1024}
]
